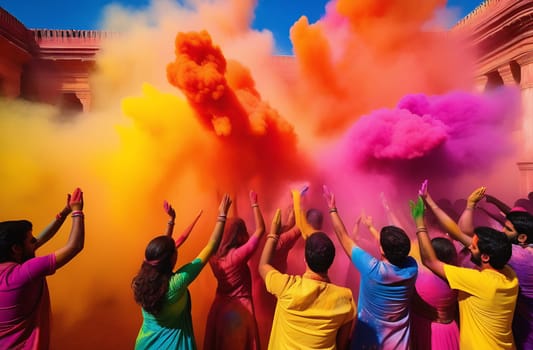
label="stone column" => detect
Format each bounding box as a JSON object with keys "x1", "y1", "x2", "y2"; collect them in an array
[
  {"x1": 517, "y1": 54, "x2": 533, "y2": 193},
  {"x1": 498, "y1": 63, "x2": 518, "y2": 86},
  {"x1": 474, "y1": 74, "x2": 488, "y2": 92}
]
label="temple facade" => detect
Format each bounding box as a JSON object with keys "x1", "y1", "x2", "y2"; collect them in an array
[
  {"x1": 1, "y1": 2, "x2": 532, "y2": 191},
  {"x1": 0, "y1": 7, "x2": 109, "y2": 111},
  {"x1": 454, "y1": 0, "x2": 533, "y2": 194}
]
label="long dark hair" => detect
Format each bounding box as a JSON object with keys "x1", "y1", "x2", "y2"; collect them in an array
[
  {"x1": 132, "y1": 236, "x2": 176, "y2": 314},
  {"x1": 215, "y1": 217, "x2": 248, "y2": 258}
]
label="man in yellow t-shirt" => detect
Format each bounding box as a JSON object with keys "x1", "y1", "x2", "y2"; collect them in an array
[
  {"x1": 412, "y1": 196, "x2": 518, "y2": 350},
  {"x1": 259, "y1": 210, "x2": 356, "y2": 350}
]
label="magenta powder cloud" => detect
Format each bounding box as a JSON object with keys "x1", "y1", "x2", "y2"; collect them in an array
[{"x1": 341, "y1": 87, "x2": 521, "y2": 180}]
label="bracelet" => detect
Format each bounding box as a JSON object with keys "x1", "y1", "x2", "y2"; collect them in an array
[
  {"x1": 56, "y1": 212, "x2": 66, "y2": 220},
  {"x1": 217, "y1": 215, "x2": 227, "y2": 223},
  {"x1": 267, "y1": 234, "x2": 279, "y2": 240},
  {"x1": 168, "y1": 220, "x2": 175, "y2": 225},
  {"x1": 329, "y1": 208, "x2": 337, "y2": 213},
  {"x1": 416, "y1": 228, "x2": 428, "y2": 233},
  {"x1": 251, "y1": 204, "x2": 259, "y2": 208},
  {"x1": 71, "y1": 213, "x2": 84, "y2": 218}
]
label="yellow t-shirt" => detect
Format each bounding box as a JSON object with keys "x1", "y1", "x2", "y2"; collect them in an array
[
  {"x1": 265, "y1": 270, "x2": 356, "y2": 350},
  {"x1": 444, "y1": 264, "x2": 518, "y2": 350}
]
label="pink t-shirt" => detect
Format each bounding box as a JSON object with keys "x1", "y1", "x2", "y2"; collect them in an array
[{"x1": 0, "y1": 254, "x2": 56, "y2": 350}]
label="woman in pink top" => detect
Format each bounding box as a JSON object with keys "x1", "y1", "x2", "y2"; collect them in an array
[
  {"x1": 411, "y1": 236, "x2": 459, "y2": 350},
  {"x1": 204, "y1": 191, "x2": 265, "y2": 350}
]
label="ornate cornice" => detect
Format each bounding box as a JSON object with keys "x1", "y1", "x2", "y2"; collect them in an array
[
  {"x1": 453, "y1": 0, "x2": 533, "y2": 73},
  {"x1": 0, "y1": 6, "x2": 35, "y2": 54}
]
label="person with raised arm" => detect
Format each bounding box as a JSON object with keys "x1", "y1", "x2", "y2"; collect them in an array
[
  {"x1": 259, "y1": 208, "x2": 355, "y2": 349},
  {"x1": 132, "y1": 194, "x2": 232, "y2": 350},
  {"x1": 0, "y1": 187, "x2": 85, "y2": 349},
  {"x1": 163, "y1": 200, "x2": 203, "y2": 248},
  {"x1": 203, "y1": 191, "x2": 265, "y2": 350},
  {"x1": 413, "y1": 182, "x2": 518, "y2": 350},
  {"x1": 458, "y1": 186, "x2": 533, "y2": 350},
  {"x1": 323, "y1": 185, "x2": 417, "y2": 350}
]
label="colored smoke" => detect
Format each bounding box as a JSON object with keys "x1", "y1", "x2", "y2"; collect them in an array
[{"x1": 0, "y1": 0, "x2": 524, "y2": 349}]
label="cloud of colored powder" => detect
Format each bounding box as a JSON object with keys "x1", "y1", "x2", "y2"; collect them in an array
[{"x1": 0, "y1": 0, "x2": 525, "y2": 349}]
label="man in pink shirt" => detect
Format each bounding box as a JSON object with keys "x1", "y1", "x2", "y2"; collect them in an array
[{"x1": 0, "y1": 188, "x2": 85, "y2": 350}]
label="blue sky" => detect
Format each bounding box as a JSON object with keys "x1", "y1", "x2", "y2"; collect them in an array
[{"x1": 0, "y1": 0, "x2": 484, "y2": 54}]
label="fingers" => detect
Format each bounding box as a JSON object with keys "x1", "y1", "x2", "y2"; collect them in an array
[
  {"x1": 249, "y1": 190, "x2": 258, "y2": 204},
  {"x1": 418, "y1": 179, "x2": 428, "y2": 196}
]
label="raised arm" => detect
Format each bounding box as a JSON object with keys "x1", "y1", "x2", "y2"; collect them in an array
[
  {"x1": 35, "y1": 193, "x2": 72, "y2": 249},
  {"x1": 291, "y1": 186, "x2": 315, "y2": 239},
  {"x1": 411, "y1": 196, "x2": 446, "y2": 279},
  {"x1": 323, "y1": 185, "x2": 356, "y2": 259},
  {"x1": 163, "y1": 200, "x2": 176, "y2": 237},
  {"x1": 419, "y1": 180, "x2": 472, "y2": 248},
  {"x1": 259, "y1": 209, "x2": 282, "y2": 280},
  {"x1": 54, "y1": 188, "x2": 85, "y2": 269},
  {"x1": 174, "y1": 210, "x2": 203, "y2": 248},
  {"x1": 195, "y1": 194, "x2": 232, "y2": 264},
  {"x1": 457, "y1": 187, "x2": 486, "y2": 237},
  {"x1": 484, "y1": 193, "x2": 512, "y2": 215},
  {"x1": 249, "y1": 190, "x2": 266, "y2": 239},
  {"x1": 360, "y1": 211, "x2": 380, "y2": 243}
]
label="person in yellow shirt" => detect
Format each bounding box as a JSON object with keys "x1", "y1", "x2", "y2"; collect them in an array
[
  {"x1": 259, "y1": 209, "x2": 356, "y2": 350},
  {"x1": 412, "y1": 183, "x2": 518, "y2": 350}
]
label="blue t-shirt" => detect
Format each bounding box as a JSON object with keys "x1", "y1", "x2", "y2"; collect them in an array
[{"x1": 350, "y1": 246, "x2": 418, "y2": 350}]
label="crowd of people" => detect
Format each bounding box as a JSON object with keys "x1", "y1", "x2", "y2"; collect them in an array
[{"x1": 1, "y1": 182, "x2": 533, "y2": 350}]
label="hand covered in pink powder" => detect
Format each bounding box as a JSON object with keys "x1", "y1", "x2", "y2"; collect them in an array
[
  {"x1": 249, "y1": 190, "x2": 258, "y2": 206},
  {"x1": 163, "y1": 200, "x2": 176, "y2": 220},
  {"x1": 418, "y1": 179, "x2": 428, "y2": 199},
  {"x1": 69, "y1": 188, "x2": 83, "y2": 211}
]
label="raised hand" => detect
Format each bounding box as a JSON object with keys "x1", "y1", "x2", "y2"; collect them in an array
[
  {"x1": 249, "y1": 190, "x2": 258, "y2": 206},
  {"x1": 219, "y1": 194, "x2": 232, "y2": 216},
  {"x1": 323, "y1": 185, "x2": 336, "y2": 209},
  {"x1": 163, "y1": 200, "x2": 176, "y2": 220},
  {"x1": 361, "y1": 211, "x2": 373, "y2": 228},
  {"x1": 410, "y1": 197, "x2": 425, "y2": 227},
  {"x1": 270, "y1": 208, "x2": 282, "y2": 236},
  {"x1": 418, "y1": 179, "x2": 428, "y2": 199},
  {"x1": 69, "y1": 188, "x2": 83, "y2": 211},
  {"x1": 467, "y1": 186, "x2": 486, "y2": 208}
]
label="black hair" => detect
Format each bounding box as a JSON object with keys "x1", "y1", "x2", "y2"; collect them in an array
[
  {"x1": 431, "y1": 237, "x2": 457, "y2": 265},
  {"x1": 506, "y1": 211, "x2": 533, "y2": 244},
  {"x1": 305, "y1": 232, "x2": 335, "y2": 273},
  {"x1": 0, "y1": 220, "x2": 32, "y2": 263},
  {"x1": 380, "y1": 226, "x2": 410, "y2": 266},
  {"x1": 475, "y1": 226, "x2": 512, "y2": 270},
  {"x1": 132, "y1": 236, "x2": 176, "y2": 314}
]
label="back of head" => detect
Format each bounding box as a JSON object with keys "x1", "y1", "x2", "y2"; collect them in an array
[
  {"x1": 0, "y1": 220, "x2": 32, "y2": 263},
  {"x1": 506, "y1": 211, "x2": 533, "y2": 244},
  {"x1": 431, "y1": 237, "x2": 458, "y2": 265},
  {"x1": 380, "y1": 226, "x2": 411, "y2": 266},
  {"x1": 306, "y1": 209, "x2": 323, "y2": 230},
  {"x1": 474, "y1": 226, "x2": 512, "y2": 270},
  {"x1": 305, "y1": 232, "x2": 335, "y2": 273},
  {"x1": 132, "y1": 235, "x2": 176, "y2": 315},
  {"x1": 217, "y1": 217, "x2": 248, "y2": 258}
]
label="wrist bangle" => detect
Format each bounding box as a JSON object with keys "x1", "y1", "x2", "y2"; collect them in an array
[
  {"x1": 251, "y1": 204, "x2": 259, "y2": 208},
  {"x1": 71, "y1": 213, "x2": 84, "y2": 218},
  {"x1": 329, "y1": 208, "x2": 337, "y2": 213},
  {"x1": 267, "y1": 234, "x2": 279, "y2": 240},
  {"x1": 168, "y1": 220, "x2": 175, "y2": 225},
  {"x1": 56, "y1": 213, "x2": 65, "y2": 220},
  {"x1": 217, "y1": 215, "x2": 226, "y2": 223},
  {"x1": 416, "y1": 228, "x2": 428, "y2": 233}
]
